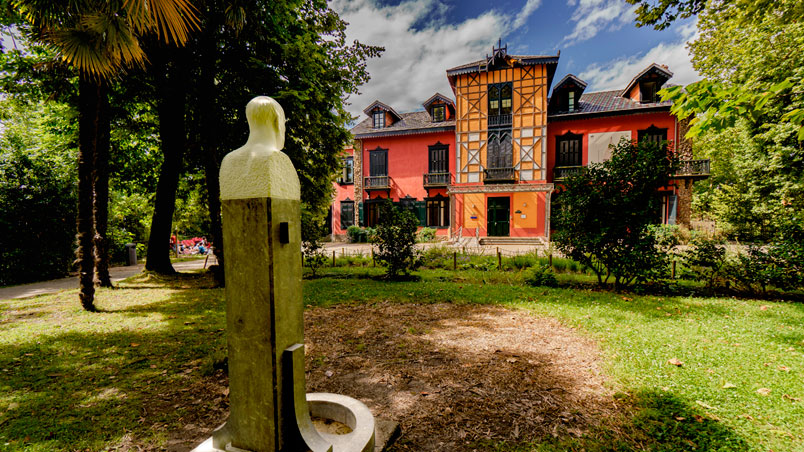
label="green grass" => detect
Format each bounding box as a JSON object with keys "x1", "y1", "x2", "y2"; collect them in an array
[
  {"x1": 305, "y1": 267, "x2": 804, "y2": 452},
  {"x1": 1, "y1": 266, "x2": 803, "y2": 451}
]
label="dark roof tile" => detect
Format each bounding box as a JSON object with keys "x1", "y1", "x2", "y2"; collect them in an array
[
  {"x1": 549, "y1": 89, "x2": 672, "y2": 119},
  {"x1": 351, "y1": 111, "x2": 455, "y2": 138}
]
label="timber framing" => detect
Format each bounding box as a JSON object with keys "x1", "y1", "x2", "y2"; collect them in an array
[{"x1": 447, "y1": 183, "x2": 554, "y2": 194}]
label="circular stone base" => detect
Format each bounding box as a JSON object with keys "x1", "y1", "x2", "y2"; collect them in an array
[{"x1": 307, "y1": 393, "x2": 376, "y2": 452}]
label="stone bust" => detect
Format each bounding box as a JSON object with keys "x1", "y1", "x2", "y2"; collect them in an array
[{"x1": 219, "y1": 96, "x2": 300, "y2": 200}]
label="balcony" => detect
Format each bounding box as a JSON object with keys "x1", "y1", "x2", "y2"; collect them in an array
[
  {"x1": 488, "y1": 114, "x2": 512, "y2": 127},
  {"x1": 364, "y1": 175, "x2": 390, "y2": 190},
  {"x1": 423, "y1": 172, "x2": 451, "y2": 187},
  {"x1": 553, "y1": 165, "x2": 584, "y2": 181},
  {"x1": 674, "y1": 159, "x2": 710, "y2": 180},
  {"x1": 483, "y1": 167, "x2": 516, "y2": 183}
]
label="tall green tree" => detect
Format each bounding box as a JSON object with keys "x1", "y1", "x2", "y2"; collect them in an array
[
  {"x1": 141, "y1": 0, "x2": 382, "y2": 280},
  {"x1": 11, "y1": 0, "x2": 198, "y2": 310},
  {"x1": 628, "y1": 0, "x2": 804, "y2": 239}
]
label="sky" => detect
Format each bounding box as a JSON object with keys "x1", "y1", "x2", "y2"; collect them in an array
[{"x1": 330, "y1": 0, "x2": 700, "y2": 120}]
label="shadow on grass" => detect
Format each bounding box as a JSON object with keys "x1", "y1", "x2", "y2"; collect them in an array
[
  {"x1": 474, "y1": 390, "x2": 749, "y2": 452},
  {"x1": 0, "y1": 272, "x2": 228, "y2": 451}
]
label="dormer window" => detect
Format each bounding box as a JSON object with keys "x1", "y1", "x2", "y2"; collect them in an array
[
  {"x1": 640, "y1": 81, "x2": 659, "y2": 103},
  {"x1": 568, "y1": 91, "x2": 575, "y2": 112},
  {"x1": 432, "y1": 105, "x2": 445, "y2": 122},
  {"x1": 373, "y1": 110, "x2": 385, "y2": 128}
]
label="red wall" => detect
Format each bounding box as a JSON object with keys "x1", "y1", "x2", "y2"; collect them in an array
[
  {"x1": 362, "y1": 130, "x2": 456, "y2": 202},
  {"x1": 547, "y1": 111, "x2": 677, "y2": 183},
  {"x1": 332, "y1": 147, "x2": 354, "y2": 235}
]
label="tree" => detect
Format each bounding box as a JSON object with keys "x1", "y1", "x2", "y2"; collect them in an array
[
  {"x1": 142, "y1": 0, "x2": 382, "y2": 282},
  {"x1": 552, "y1": 139, "x2": 676, "y2": 288},
  {"x1": 12, "y1": 0, "x2": 199, "y2": 310},
  {"x1": 628, "y1": 0, "x2": 804, "y2": 240},
  {"x1": 374, "y1": 200, "x2": 420, "y2": 279},
  {"x1": 0, "y1": 96, "x2": 77, "y2": 285}
]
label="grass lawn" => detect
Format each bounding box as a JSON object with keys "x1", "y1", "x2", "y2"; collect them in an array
[{"x1": 1, "y1": 266, "x2": 802, "y2": 451}]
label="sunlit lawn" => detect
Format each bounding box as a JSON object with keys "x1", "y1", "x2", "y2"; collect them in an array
[{"x1": 1, "y1": 266, "x2": 802, "y2": 451}]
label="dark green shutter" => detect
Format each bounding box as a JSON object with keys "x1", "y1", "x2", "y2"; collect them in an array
[
  {"x1": 415, "y1": 201, "x2": 427, "y2": 227},
  {"x1": 358, "y1": 202, "x2": 364, "y2": 226}
]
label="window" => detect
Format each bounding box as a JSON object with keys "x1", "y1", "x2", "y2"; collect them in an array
[
  {"x1": 660, "y1": 194, "x2": 677, "y2": 225},
  {"x1": 487, "y1": 131, "x2": 513, "y2": 168},
  {"x1": 556, "y1": 132, "x2": 582, "y2": 167},
  {"x1": 568, "y1": 91, "x2": 575, "y2": 112},
  {"x1": 428, "y1": 144, "x2": 448, "y2": 173},
  {"x1": 488, "y1": 82, "x2": 512, "y2": 125},
  {"x1": 340, "y1": 156, "x2": 353, "y2": 184},
  {"x1": 340, "y1": 200, "x2": 354, "y2": 229},
  {"x1": 432, "y1": 105, "x2": 446, "y2": 122},
  {"x1": 488, "y1": 85, "x2": 500, "y2": 117},
  {"x1": 369, "y1": 148, "x2": 388, "y2": 176},
  {"x1": 638, "y1": 125, "x2": 668, "y2": 145},
  {"x1": 640, "y1": 81, "x2": 659, "y2": 103},
  {"x1": 373, "y1": 110, "x2": 385, "y2": 128},
  {"x1": 426, "y1": 195, "x2": 450, "y2": 227}
]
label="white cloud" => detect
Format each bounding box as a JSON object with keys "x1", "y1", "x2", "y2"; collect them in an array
[
  {"x1": 562, "y1": 0, "x2": 636, "y2": 46},
  {"x1": 331, "y1": 0, "x2": 543, "y2": 120},
  {"x1": 514, "y1": 0, "x2": 543, "y2": 29},
  {"x1": 579, "y1": 23, "x2": 700, "y2": 92}
]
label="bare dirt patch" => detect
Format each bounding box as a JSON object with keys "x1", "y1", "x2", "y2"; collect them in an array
[{"x1": 305, "y1": 302, "x2": 614, "y2": 451}]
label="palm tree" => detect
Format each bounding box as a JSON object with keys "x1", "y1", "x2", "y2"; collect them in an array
[{"x1": 14, "y1": 0, "x2": 198, "y2": 310}]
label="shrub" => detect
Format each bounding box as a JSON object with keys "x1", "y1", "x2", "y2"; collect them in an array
[
  {"x1": 374, "y1": 200, "x2": 420, "y2": 278},
  {"x1": 680, "y1": 237, "x2": 728, "y2": 289},
  {"x1": 419, "y1": 245, "x2": 453, "y2": 269},
  {"x1": 302, "y1": 217, "x2": 327, "y2": 277},
  {"x1": 346, "y1": 225, "x2": 365, "y2": 243},
  {"x1": 523, "y1": 265, "x2": 558, "y2": 287},
  {"x1": 725, "y1": 246, "x2": 780, "y2": 294},
  {"x1": 417, "y1": 227, "x2": 437, "y2": 243},
  {"x1": 552, "y1": 138, "x2": 676, "y2": 288}
]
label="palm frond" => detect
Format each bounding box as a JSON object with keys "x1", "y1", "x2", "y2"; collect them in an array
[{"x1": 124, "y1": 0, "x2": 199, "y2": 45}]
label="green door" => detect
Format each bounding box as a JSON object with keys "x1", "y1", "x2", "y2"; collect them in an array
[{"x1": 487, "y1": 197, "x2": 510, "y2": 237}]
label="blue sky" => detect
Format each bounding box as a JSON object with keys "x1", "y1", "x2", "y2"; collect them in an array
[{"x1": 332, "y1": 0, "x2": 700, "y2": 120}]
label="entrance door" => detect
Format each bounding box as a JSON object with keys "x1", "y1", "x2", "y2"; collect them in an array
[{"x1": 487, "y1": 197, "x2": 510, "y2": 237}]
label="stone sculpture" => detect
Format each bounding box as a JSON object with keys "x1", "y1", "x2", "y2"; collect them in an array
[{"x1": 193, "y1": 96, "x2": 375, "y2": 452}]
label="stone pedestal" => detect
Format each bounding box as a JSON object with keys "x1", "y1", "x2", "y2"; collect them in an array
[{"x1": 192, "y1": 97, "x2": 375, "y2": 452}]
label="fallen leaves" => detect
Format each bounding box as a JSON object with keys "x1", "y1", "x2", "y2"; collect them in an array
[
  {"x1": 756, "y1": 388, "x2": 772, "y2": 396},
  {"x1": 667, "y1": 358, "x2": 684, "y2": 367},
  {"x1": 723, "y1": 382, "x2": 737, "y2": 389}
]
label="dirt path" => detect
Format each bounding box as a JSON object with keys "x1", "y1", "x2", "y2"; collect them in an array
[
  {"x1": 304, "y1": 303, "x2": 613, "y2": 451},
  {"x1": 0, "y1": 259, "x2": 213, "y2": 301}
]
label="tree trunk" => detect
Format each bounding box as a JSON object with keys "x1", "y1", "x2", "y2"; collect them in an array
[
  {"x1": 76, "y1": 77, "x2": 100, "y2": 311},
  {"x1": 94, "y1": 81, "x2": 113, "y2": 287},
  {"x1": 198, "y1": 15, "x2": 225, "y2": 285},
  {"x1": 145, "y1": 46, "x2": 188, "y2": 274}
]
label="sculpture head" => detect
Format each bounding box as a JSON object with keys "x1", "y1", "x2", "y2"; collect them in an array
[{"x1": 246, "y1": 96, "x2": 286, "y2": 150}]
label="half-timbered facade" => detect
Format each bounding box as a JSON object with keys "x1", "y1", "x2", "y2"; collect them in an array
[{"x1": 330, "y1": 46, "x2": 709, "y2": 241}]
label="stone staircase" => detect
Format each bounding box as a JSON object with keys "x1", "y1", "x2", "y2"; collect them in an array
[{"x1": 478, "y1": 236, "x2": 546, "y2": 246}]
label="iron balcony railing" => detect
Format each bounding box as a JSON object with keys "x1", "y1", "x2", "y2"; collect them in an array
[
  {"x1": 483, "y1": 167, "x2": 516, "y2": 183},
  {"x1": 487, "y1": 114, "x2": 512, "y2": 127},
  {"x1": 553, "y1": 165, "x2": 584, "y2": 181},
  {"x1": 423, "y1": 172, "x2": 451, "y2": 187},
  {"x1": 674, "y1": 159, "x2": 711, "y2": 178},
  {"x1": 364, "y1": 175, "x2": 390, "y2": 190}
]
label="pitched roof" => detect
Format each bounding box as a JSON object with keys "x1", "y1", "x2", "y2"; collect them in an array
[
  {"x1": 548, "y1": 89, "x2": 673, "y2": 120},
  {"x1": 362, "y1": 100, "x2": 402, "y2": 121},
  {"x1": 351, "y1": 111, "x2": 455, "y2": 139},
  {"x1": 446, "y1": 54, "x2": 560, "y2": 76},
  {"x1": 552, "y1": 74, "x2": 587, "y2": 91},
  {"x1": 621, "y1": 63, "x2": 673, "y2": 97},
  {"x1": 422, "y1": 92, "x2": 455, "y2": 109}
]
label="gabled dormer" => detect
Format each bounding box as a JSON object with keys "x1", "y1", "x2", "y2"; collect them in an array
[
  {"x1": 363, "y1": 100, "x2": 402, "y2": 129},
  {"x1": 549, "y1": 74, "x2": 587, "y2": 114},
  {"x1": 622, "y1": 63, "x2": 673, "y2": 104},
  {"x1": 422, "y1": 93, "x2": 455, "y2": 123}
]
